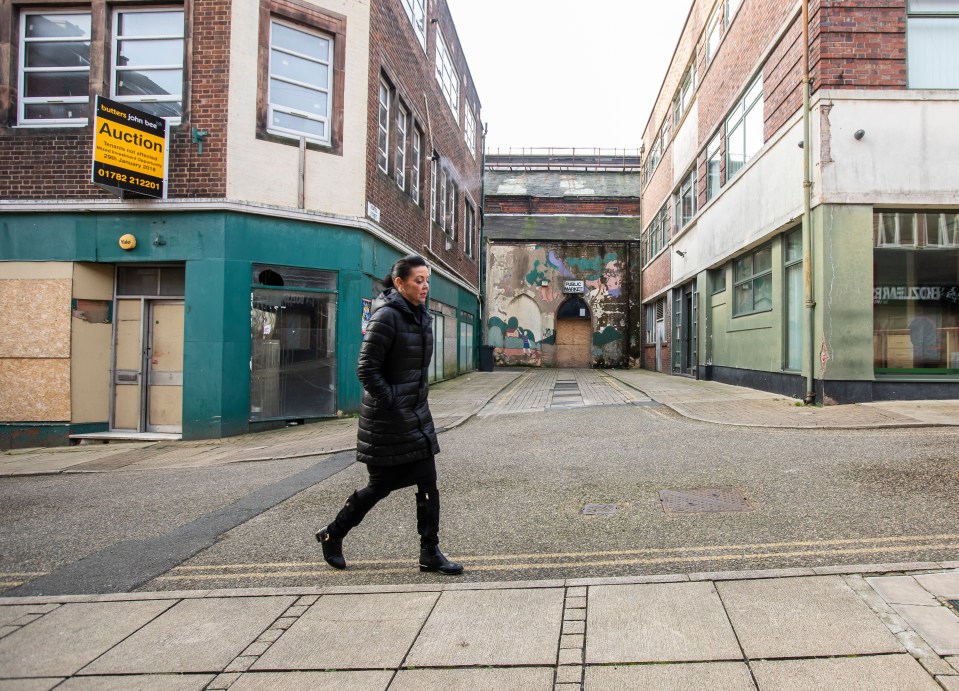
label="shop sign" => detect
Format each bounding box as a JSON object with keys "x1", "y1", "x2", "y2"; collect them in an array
[
  {"x1": 563, "y1": 280, "x2": 585, "y2": 294},
  {"x1": 874, "y1": 286, "x2": 959, "y2": 304},
  {"x1": 91, "y1": 96, "x2": 168, "y2": 199}
]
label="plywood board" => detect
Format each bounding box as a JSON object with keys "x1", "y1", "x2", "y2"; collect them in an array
[
  {"x1": 0, "y1": 359, "x2": 71, "y2": 421},
  {"x1": 0, "y1": 279, "x2": 71, "y2": 358}
]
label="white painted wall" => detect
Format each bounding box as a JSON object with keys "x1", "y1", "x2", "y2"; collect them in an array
[
  {"x1": 226, "y1": 0, "x2": 370, "y2": 217},
  {"x1": 672, "y1": 100, "x2": 699, "y2": 185},
  {"x1": 816, "y1": 91, "x2": 959, "y2": 207}
]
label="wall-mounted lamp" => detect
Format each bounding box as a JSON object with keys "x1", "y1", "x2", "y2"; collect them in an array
[
  {"x1": 675, "y1": 250, "x2": 687, "y2": 257},
  {"x1": 430, "y1": 152, "x2": 441, "y2": 161},
  {"x1": 192, "y1": 126, "x2": 210, "y2": 155},
  {"x1": 854, "y1": 129, "x2": 865, "y2": 140},
  {"x1": 430, "y1": 18, "x2": 438, "y2": 23}
]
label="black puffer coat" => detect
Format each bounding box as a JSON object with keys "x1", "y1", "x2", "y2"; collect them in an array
[{"x1": 356, "y1": 289, "x2": 440, "y2": 466}]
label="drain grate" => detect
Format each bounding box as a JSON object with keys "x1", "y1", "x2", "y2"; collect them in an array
[
  {"x1": 582, "y1": 503, "x2": 617, "y2": 515},
  {"x1": 659, "y1": 487, "x2": 753, "y2": 514}
]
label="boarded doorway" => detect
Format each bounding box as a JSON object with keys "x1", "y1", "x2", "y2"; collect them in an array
[{"x1": 556, "y1": 297, "x2": 592, "y2": 368}]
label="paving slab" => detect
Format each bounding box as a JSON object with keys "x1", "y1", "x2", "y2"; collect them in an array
[
  {"x1": 868, "y1": 576, "x2": 941, "y2": 606},
  {"x1": 584, "y1": 662, "x2": 756, "y2": 690},
  {"x1": 404, "y1": 588, "x2": 564, "y2": 667},
  {"x1": 57, "y1": 675, "x2": 215, "y2": 690},
  {"x1": 0, "y1": 680, "x2": 64, "y2": 691},
  {"x1": 81, "y1": 596, "x2": 294, "y2": 674},
  {"x1": 893, "y1": 604, "x2": 959, "y2": 655},
  {"x1": 915, "y1": 572, "x2": 959, "y2": 598},
  {"x1": 0, "y1": 600, "x2": 173, "y2": 677},
  {"x1": 0, "y1": 606, "x2": 40, "y2": 628},
  {"x1": 586, "y1": 582, "x2": 742, "y2": 664},
  {"x1": 718, "y1": 576, "x2": 902, "y2": 659},
  {"x1": 230, "y1": 671, "x2": 393, "y2": 690},
  {"x1": 750, "y1": 654, "x2": 941, "y2": 690},
  {"x1": 253, "y1": 592, "x2": 437, "y2": 670},
  {"x1": 390, "y1": 667, "x2": 555, "y2": 690}
]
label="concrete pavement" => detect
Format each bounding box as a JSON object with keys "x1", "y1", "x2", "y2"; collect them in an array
[{"x1": 1, "y1": 564, "x2": 958, "y2": 689}]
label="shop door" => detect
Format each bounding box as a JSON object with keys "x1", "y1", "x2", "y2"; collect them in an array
[{"x1": 112, "y1": 298, "x2": 184, "y2": 433}]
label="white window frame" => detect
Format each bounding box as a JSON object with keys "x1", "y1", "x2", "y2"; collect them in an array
[
  {"x1": 726, "y1": 0, "x2": 744, "y2": 26},
  {"x1": 430, "y1": 155, "x2": 438, "y2": 221},
  {"x1": 464, "y1": 202, "x2": 475, "y2": 257},
  {"x1": 411, "y1": 129, "x2": 422, "y2": 204},
  {"x1": 705, "y1": 133, "x2": 721, "y2": 201},
  {"x1": 725, "y1": 76, "x2": 763, "y2": 180},
  {"x1": 464, "y1": 102, "x2": 476, "y2": 156},
  {"x1": 111, "y1": 7, "x2": 184, "y2": 123},
  {"x1": 674, "y1": 167, "x2": 697, "y2": 231},
  {"x1": 706, "y1": 4, "x2": 722, "y2": 63},
  {"x1": 401, "y1": 0, "x2": 427, "y2": 49},
  {"x1": 18, "y1": 10, "x2": 92, "y2": 126},
  {"x1": 439, "y1": 166, "x2": 448, "y2": 229},
  {"x1": 445, "y1": 175, "x2": 457, "y2": 239},
  {"x1": 672, "y1": 61, "x2": 696, "y2": 127},
  {"x1": 377, "y1": 80, "x2": 390, "y2": 173},
  {"x1": 907, "y1": 0, "x2": 959, "y2": 88},
  {"x1": 395, "y1": 103, "x2": 408, "y2": 189},
  {"x1": 268, "y1": 18, "x2": 334, "y2": 145},
  {"x1": 434, "y1": 29, "x2": 459, "y2": 122}
]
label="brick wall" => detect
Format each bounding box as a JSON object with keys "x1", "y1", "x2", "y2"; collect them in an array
[
  {"x1": 0, "y1": 0, "x2": 229, "y2": 201},
  {"x1": 367, "y1": 0, "x2": 482, "y2": 289},
  {"x1": 484, "y1": 195, "x2": 641, "y2": 216}
]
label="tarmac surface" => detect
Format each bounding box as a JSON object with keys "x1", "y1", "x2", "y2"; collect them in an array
[{"x1": 1, "y1": 369, "x2": 959, "y2": 689}]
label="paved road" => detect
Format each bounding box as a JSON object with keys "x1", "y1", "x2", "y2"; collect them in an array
[{"x1": 2, "y1": 370, "x2": 958, "y2": 595}]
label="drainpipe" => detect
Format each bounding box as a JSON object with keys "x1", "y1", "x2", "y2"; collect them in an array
[
  {"x1": 802, "y1": 0, "x2": 817, "y2": 404},
  {"x1": 423, "y1": 92, "x2": 435, "y2": 256},
  {"x1": 479, "y1": 123, "x2": 489, "y2": 350}
]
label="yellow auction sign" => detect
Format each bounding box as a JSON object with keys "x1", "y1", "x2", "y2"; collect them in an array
[{"x1": 91, "y1": 96, "x2": 168, "y2": 199}]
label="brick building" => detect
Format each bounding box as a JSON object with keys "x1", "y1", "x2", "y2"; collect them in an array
[
  {"x1": 0, "y1": 0, "x2": 482, "y2": 448},
  {"x1": 640, "y1": 0, "x2": 959, "y2": 402},
  {"x1": 483, "y1": 150, "x2": 642, "y2": 368}
]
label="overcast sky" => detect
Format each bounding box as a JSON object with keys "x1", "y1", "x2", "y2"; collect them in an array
[{"x1": 446, "y1": 0, "x2": 694, "y2": 153}]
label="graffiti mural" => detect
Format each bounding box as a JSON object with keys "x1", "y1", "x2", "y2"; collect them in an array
[{"x1": 486, "y1": 243, "x2": 630, "y2": 367}]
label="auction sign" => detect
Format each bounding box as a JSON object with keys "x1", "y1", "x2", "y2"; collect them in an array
[{"x1": 91, "y1": 96, "x2": 168, "y2": 198}]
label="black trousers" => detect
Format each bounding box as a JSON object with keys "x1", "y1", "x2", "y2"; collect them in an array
[{"x1": 327, "y1": 456, "x2": 441, "y2": 547}]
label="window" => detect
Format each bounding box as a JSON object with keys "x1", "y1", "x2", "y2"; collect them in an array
[
  {"x1": 464, "y1": 202, "x2": 476, "y2": 257},
  {"x1": 112, "y1": 8, "x2": 184, "y2": 120},
  {"x1": 674, "y1": 167, "x2": 697, "y2": 230},
  {"x1": 705, "y1": 134, "x2": 722, "y2": 201},
  {"x1": 411, "y1": 129, "x2": 422, "y2": 204},
  {"x1": 439, "y1": 166, "x2": 448, "y2": 227},
  {"x1": 673, "y1": 62, "x2": 696, "y2": 126},
  {"x1": 377, "y1": 80, "x2": 390, "y2": 172},
  {"x1": 464, "y1": 103, "x2": 476, "y2": 156},
  {"x1": 446, "y1": 175, "x2": 458, "y2": 238},
  {"x1": 726, "y1": 76, "x2": 763, "y2": 179},
  {"x1": 658, "y1": 203, "x2": 671, "y2": 247},
  {"x1": 726, "y1": 0, "x2": 743, "y2": 25},
  {"x1": 706, "y1": 4, "x2": 722, "y2": 63},
  {"x1": 645, "y1": 303, "x2": 656, "y2": 343},
  {"x1": 430, "y1": 155, "x2": 439, "y2": 221},
  {"x1": 907, "y1": 0, "x2": 959, "y2": 88},
  {"x1": 458, "y1": 313, "x2": 474, "y2": 373},
  {"x1": 784, "y1": 229, "x2": 803, "y2": 371},
  {"x1": 434, "y1": 30, "x2": 459, "y2": 120},
  {"x1": 642, "y1": 203, "x2": 669, "y2": 265},
  {"x1": 733, "y1": 244, "x2": 772, "y2": 316},
  {"x1": 710, "y1": 267, "x2": 726, "y2": 294},
  {"x1": 401, "y1": 0, "x2": 427, "y2": 48},
  {"x1": 395, "y1": 104, "x2": 408, "y2": 189},
  {"x1": 268, "y1": 19, "x2": 334, "y2": 144},
  {"x1": 19, "y1": 11, "x2": 92, "y2": 125},
  {"x1": 645, "y1": 299, "x2": 666, "y2": 343}
]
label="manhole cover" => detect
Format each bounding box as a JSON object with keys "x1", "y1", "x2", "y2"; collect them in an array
[
  {"x1": 659, "y1": 487, "x2": 753, "y2": 514},
  {"x1": 582, "y1": 503, "x2": 617, "y2": 515}
]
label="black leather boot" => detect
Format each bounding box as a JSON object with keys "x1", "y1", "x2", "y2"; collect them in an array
[
  {"x1": 416, "y1": 489, "x2": 464, "y2": 576},
  {"x1": 316, "y1": 490, "x2": 374, "y2": 570}
]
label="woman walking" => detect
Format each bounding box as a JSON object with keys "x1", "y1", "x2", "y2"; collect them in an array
[{"x1": 316, "y1": 255, "x2": 463, "y2": 575}]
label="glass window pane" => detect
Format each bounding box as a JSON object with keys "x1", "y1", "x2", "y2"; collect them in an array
[
  {"x1": 754, "y1": 246, "x2": 772, "y2": 273},
  {"x1": 754, "y1": 274, "x2": 772, "y2": 311},
  {"x1": 24, "y1": 71, "x2": 89, "y2": 98},
  {"x1": 252, "y1": 265, "x2": 336, "y2": 290},
  {"x1": 785, "y1": 263, "x2": 803, "y2": 369},
  {"x1": 128, "y1": 100, "x2": 181, "y2": 118},
  {"x1": 118, "y1": 39, "x2": 184, "y2": 67},
  {"x1": 735, "y1": 255, "x2": 752, "y2": 281},
  {"x1": 117, "y1": 267, "x2": 159, "y2": 296},
  {"x1": 908, "y1": 17, "x2": 959, "y2": 88},
  {"x1": 727, "y1": 121, "x2": 745, "y2": 177},
  {"x1": 734, "y1": 283, "x2": 752, "y2": 314},
  {"x1": 250, "y1": 289, "x2": 337, "y2": 419},
  {"x1": 272, "y1": 22, "x2": 329, "y2": 61},
  {"x1": 271, "y1": 78, "x2": 329, "y2": 117},
  {"x1": 786, "y1": 229, "x2": 803, "y2": 263},
  {"x1": 118, "y1": 11, "x2": 184, "y2": 37},
  {"x1": 25, "y1": 42, "x2": 90, "y2": 68},
  {"x1": 272, "y1": 110, "x2": 326, "y2": 139},
  {"x1": 271, "y1": 49, "x2": 329, "y2": 89},
  {"x1": 116, "y1": 69, "x2": 182, "y2": 96},
  {"x1": 910, "y1": 0, "x2": 959, "y2": 13},
  {"x1": 26, "y1": 14, "x2": 90, "y2": 39},
  {"x1": 744, "y1": 102, "x2": 764, "y2": 159},
  {"x1": 24, "y1": 103, "x2": 87, "y2": 120},
  {"x1": 159, "y1": 267, "x2": 185, "y2": 296}
]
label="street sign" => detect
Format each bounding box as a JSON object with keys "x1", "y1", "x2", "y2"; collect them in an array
[
  {"x1": 563, "y1": 280, "x2": 585, "y2": 294},
  {"x1": 91, "y1": 96, "x2": 168, "y2": 198}
]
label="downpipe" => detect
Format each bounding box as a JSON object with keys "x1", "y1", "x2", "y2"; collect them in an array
[{"x1": 802, "y1": 0, "x2": 817, "y2": 405}]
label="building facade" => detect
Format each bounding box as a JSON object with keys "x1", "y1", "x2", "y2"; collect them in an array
[
  {"x1": 484, "y1": 151, "x2": 642, "y2": 368},
  {"x1": 640, "y1": 0, "x2": 959, "y2": 402},
  {"x1": 0, "y1": 0, "x2": 482, "y2": 448}
]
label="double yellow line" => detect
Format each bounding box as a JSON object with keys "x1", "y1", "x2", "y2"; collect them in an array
[{"x1": 156, "y1": 533, "x2": 959, "y2": 582}]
